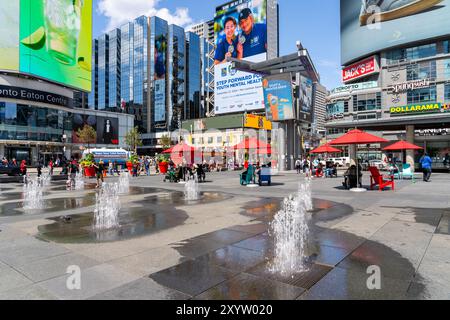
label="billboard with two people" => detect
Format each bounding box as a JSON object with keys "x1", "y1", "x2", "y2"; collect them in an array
[
  {"x1": 0, "y1": 0, "x2": 92, "y2": 92},
  {"x1": 214, "y1": 0, "x2": 268, "y2": 115},
  {"x1": 341, "y1": 0, "x2": 450, "y2": 65}
]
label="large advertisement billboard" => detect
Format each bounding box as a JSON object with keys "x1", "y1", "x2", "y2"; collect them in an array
[
  {"x1": 154, "y1": 33, "x2": 167, "y2": 123},
  {"x1": 262, "y1": 74, "x2": 295, "y2": 122},
  {"x1": 0, "y1": 0, "x2": 92, "y2": 92},
  {"x1": 72, "y1": 114, "x2": 119, "y2": 145},
  {"x1": 0, "y1": 1, "x2": 20, "y2": 71},
  {"x1": 341, "y1": 0, "x2": 450, "y2": 65},
  {"x1": 214, "y1": 0, "x2": 267, "y2": 115}
]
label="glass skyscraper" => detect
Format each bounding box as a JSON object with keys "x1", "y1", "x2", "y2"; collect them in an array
[
  {"x1": 90, "y1": 15, "x2": 206, "y2": 143},
  {"x1": 185, "y1": 32, "x2": 201, "y2": 120}
]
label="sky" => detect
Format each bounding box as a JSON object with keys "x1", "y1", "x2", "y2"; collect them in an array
[{"x1": 92, "y1": 0, "x2": 342, "y2": 90}]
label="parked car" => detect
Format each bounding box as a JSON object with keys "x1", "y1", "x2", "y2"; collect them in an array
[
  {"x1": 369, "y1": 160, "x2": 386, "y2": 170},
  {"x1": 328, "y1": 157, "x2": 350, "y2": 167}
]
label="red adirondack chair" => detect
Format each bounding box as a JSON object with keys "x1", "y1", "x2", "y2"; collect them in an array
[{"x1": 369, "y1": 167, "x2": 395, "y2": 191}]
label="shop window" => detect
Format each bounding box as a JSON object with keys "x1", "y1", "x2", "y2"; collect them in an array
[
  {"x1": 407, "y1": 86, "x2": 437, "y2": 104},
  {"x1": 407, "y1": 61, "x2": 436, "y2": 81},
  {"x1": 445, "y1": 84, "x2": 450, "y2": 102}
]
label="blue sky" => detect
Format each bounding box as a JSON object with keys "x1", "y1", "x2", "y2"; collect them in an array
[{"x1": 93, "y1": 0, "x2": 341, "y2": 89}]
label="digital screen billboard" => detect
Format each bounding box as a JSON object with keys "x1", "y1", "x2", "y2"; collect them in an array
[
  {"x1": 96, "y1": 117, "x2": 119, "y2": 145},
  {"x1": 262, "y1": 74, "x2": 295, "y2": 122},
  {"x1": 0, "y1": 1, "x2": 20, "y2": 71},
  {"x1": 214, "y1": 0, "x2": 267, "y2": 115},
  {"x1": 341, "y1": 0, "x2": 450, "y2": 65},
  {"x1": 72, "y1": 114, "x2": 119, "y2": 145},
  {"x1": 300, "y1": 76, "x2": 313, "y2": 114},
  {"x1": 154, "y1": 33, "x2": 167, "y2": 123},
  {"x1": 0, "y1": 0, "x2": 92, "y2": 92}
]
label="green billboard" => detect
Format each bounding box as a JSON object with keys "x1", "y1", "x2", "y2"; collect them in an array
[{"x1": 0, "y1": 0, "x2": 92, "y2": 92}]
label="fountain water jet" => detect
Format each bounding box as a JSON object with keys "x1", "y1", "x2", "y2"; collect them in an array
[
  {"x1": 39, "y1": 172, "x2": 51, "y2": 188},
  {"x1": 184, "y1": 178, "x2": 199, "y2": 201},
  {"x1": 94, "y1": 182, "x2": 121, "y2": 230},
  {"x1": 74, "y1": 171, "x2": 85, "y2": 190},
  {"x1": 23, "y1": 175, "x2": 45, "y2": 211},
  {"x1": 118, "y1": 171, "x2": 130, "y2": 194},
  {"x1": 269, "y1": 179, "x2": 311, "y2": 277}
]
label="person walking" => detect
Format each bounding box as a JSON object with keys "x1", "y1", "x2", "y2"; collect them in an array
[
  {"x1": 108, "y1": 161, "x2": 114, "y2": 176},
  {"x1": 295, "y1": 159, "x2": 302, "y2": 174},
  {"x1": 93, "y1": 160, "x2": 105, "y2": 188},
  {"x1": 420, "y1": 153, "x2": 433, "y2": 182},
  {"x1": 20, "y1": 160, "x2": 27, "y2": 176},
  {"x1": 49, "y1": 159, "x2": 54, "y2": 176}
]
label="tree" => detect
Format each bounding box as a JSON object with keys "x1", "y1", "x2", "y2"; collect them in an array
[
  {"x1": 160, "y1": 135, "x2": 172, "y2": 150},
  {"x1": 125, "y1": 127, "x2": 143, "y2": 154},
  {"x1": 76, "y1": 125, "x2": 97, "y2": 150}
]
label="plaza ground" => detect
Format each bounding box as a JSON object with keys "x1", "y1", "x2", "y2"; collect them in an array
[{"x1": 0, "y1": 170, "x2": 449, "y2": 300}]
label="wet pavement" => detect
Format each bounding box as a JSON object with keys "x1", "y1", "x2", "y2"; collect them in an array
[{"x1": 0, "y1": 171, "x2": 449, "y2": 300}]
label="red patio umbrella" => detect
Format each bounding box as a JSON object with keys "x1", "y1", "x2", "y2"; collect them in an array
[
  {"x1": 330, "y1": 129, "x2": 389, "y2": 192},
  {"x1": 162, "y1": 142, "x2": 200, "y2": 166},
  {"x1": 310, "y1": 144, "x2": 342, "y2": 154},
  {"x1": 330, "y1": 129, "x2": 389, "y2": 146},
  {"x1": 382, "y1": 141, "x2": 423, "y2": 151},
  {"x1": 232, "y1": 137, "x2": 271, "y2": 150}
]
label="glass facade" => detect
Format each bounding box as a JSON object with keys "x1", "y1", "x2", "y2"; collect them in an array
[
  {"x1": 108, "y1": 29, "x2": 121, "y2": 112},
  {"x1": 386, "y1": 43, "x2": 437, "y2": 63},
  {"x1": 353, "y1": 93, "x2": 381, "y2": 112},
  {"x1": 88, "y1": 39, "x2": 98, "y2": 109},
  {"x1": 87, "y1": 15, "x2": 207, "y2": 141},
  {"x1": 445, "y1": 84, "x2": 450, "y2": 102},
  {"x1": 186, "y1": 32, "x2": 201, "y2": 120},
  {"x1": 201, "y1": 39, "x2": 214, "y2": 116},
  {"x1": 98, "y1": 34, "x2": 109, "y2": 110},
  {"x1": 0, "y1": 102, "x2": 72, "y2": 142},
  {"x1": 133, "y1": 16, "x2": 148, "y2": 132},
  {"x1": 168, "y1": 24, "x2": 186, "y2": 130},
  {"x1": 407, "y1": 61, "x2": 436, "y2": 81},
  {"x1": 407, "y1": 86, "x2": 437, "y2": 104},
  {"x1": 120, "y1": 22, "x2": 134, "y2": 113}
]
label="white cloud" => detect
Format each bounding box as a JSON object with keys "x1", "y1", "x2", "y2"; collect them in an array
[{"x1": 97, "y1": 0, "x2": 194, "y2": 32}]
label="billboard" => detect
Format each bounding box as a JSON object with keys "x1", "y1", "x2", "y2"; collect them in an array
[
  {"x1": 96, "y1": 117, "x2": 119, "y2": 145},
  {"x1": 0, "y1": 1, "x2": 20, "y2": 71},
  {"x1": 0, "y1": 0, "x2": 92, "y2": 91},
  {"x1": 244, "y1": 114, "x2": 272, "y2": 130},
  {"x1": 214, "y1": 0, "x2": 267, "y2": 115},
  {"x1": 342, "y1": 55, "x2": 379, "y2": 83},
  {"x1": 72, "y1": 115, "x2": 119, "y2": 145},
  {"x1": 154, "y1": 33, "x2": 167, "y2": 123},
  {"x1": 300, "y1": 76, "x2": 313, "y2": 114},
  {"x1": 341, "y1": 0, "x2": 450, "y2": 65},
  {"x1": 262, "y1": 74, "x2": 295, "y2": 122}
]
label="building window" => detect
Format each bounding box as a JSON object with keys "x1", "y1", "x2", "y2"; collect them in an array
[
  {"x1": 353, "y1": 93, "x2": 381, "y2": 112},
  {"x1": 445, "y1": 84, "x2": 450, "y2": 101},
  {"x1": 444, "y1": 40, "x2": 450, "y2": 54},
  {"x1": 407, "y1": 86, "x2": 437, "y2": 104},
  {"x1": 386, "y1": 43, "x2": 437, "y2": 63},
  {"x1": 217, "y1": 136, "x2": 222, "y2": 144},
  {"x1": 191, "y1": 138, "x2": 195, "y2": 145},
  {"x1": 407, "y1": 61, "x2": 436, "y2": 80},
  {"x1": 207, "y1": 137, "x2": 213, "y2": 144}
]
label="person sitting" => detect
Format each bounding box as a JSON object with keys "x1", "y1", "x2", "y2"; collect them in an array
[
  {"x1": 343, "y1": 164, "x2": 363, "y2": 190},
  {"x1": 325, "y1": 162, "x2": 337, "y2": 178},
  {"x1": 315, "y1": 163, "x2": 324, "y2": 178}
]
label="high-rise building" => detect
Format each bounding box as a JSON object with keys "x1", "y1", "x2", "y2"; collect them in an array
[
  {"x1": 313, "y1": 83, "x2": 327, "y2": 133},
  {"x1": 90, "y1": 16, "x2": 208, "y2": 153},
  {"x1": 326, "y1": 0, "x2": 450, "y2": 169},
  {"x1": 190, "y1": 20, "x2": 215, "y2": 43}
]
